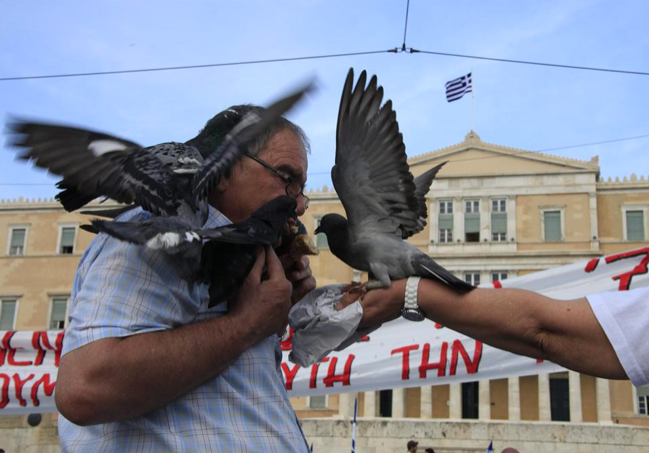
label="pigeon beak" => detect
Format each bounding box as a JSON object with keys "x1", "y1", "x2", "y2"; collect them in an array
[{"x1": 314, "y1": 226, "x2": 322, "y2": 235}]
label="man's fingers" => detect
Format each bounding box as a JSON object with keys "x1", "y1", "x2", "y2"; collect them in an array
[
  {"x1": 264, "y1": 245, "x2": 285, "y2": 280},
  {"x1": 247, "y1": 246, "x2": 266, "y2": 282}
]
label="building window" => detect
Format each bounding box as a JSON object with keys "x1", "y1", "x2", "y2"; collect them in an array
[
  {"x1": 308, "y1": 395, "x2": 327, "y2": 409},
  {"x1": 0, "y1": 299, "x2": 17, "y2": 330},
  {"x1": 639, "y1": 395, "x2": 648, "y2": 415},
  {"x1": 464, "y1": 272, "x2": 480, "y2": 286},
  {"x1": 8, "y1": 227, "x2": 27, "y2": 256},
  {"x1": 59, "y1": 227, "x2": 77, "y2": 254},
  {"x1": 314, "y1": 218, "x2": 328, "y2": 249},
  {"x1": 462, "y1": 382, "x2": 479, "y2": 419},
  {"x1": 550, "y1": 375, "x2": 570, "y2": 421},
  {"x1": 491, "y1": 199, "x2": 507, "y2": 242},
  {"x1": 543, "y1": 210, "x2": 563, "y2": 242},
  {"x1": 50, "y1": 297, "x2": 68, "y2": 330},
  {"x1": 626, "y1": 210, "x2": 645, "y2": 242},
  {"x1": 379, "y1": 390, "x2": 393, "y2": 417},
  {"x1": 464, "y1": 200, "x2": 480, "y2": 242},
  {"x1": 438, "y1": 201, "x2": 454, "y2": 243},
  {"x1": 491, "y1": 272, "x2": 508, "y2": 282}
]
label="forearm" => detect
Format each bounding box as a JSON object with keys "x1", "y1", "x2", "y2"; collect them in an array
[
  {"x1": 56, "y1": 313, "x2": 258, "y2": 425},
  {"x1": 416, "y1": 280, "x2": 626, "y2": 379},
  {"x1": 418, "y1": 282, "x2": 555, "y2": 359}
]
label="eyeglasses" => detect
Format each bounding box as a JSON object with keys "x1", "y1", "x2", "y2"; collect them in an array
[{"x1": 245, "y1": 152, "x2": 310, "y2": 209}]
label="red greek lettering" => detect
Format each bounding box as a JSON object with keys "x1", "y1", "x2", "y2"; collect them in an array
[
  {"x1": 450, "y1": 340, "x2": 483, "y2": 375},
  {"x1": 323, "y1": 355, "x2": 355, "y2": 388},
  {"x1": 310, "y1": 357, "x2": 329, "y2": 389},
  {"x1": 0, "y1": 373, "x2": 9, "y2": 409},
  {"x1": 585, "y1": 258, "x2": 599, "y2": 273},
  {"x1": 280, "y1": 328, "x2": 294, "y2": 351},
  {"x1": 391, "y1": 344, "x2": 419, "y2": 380},
  {"x1": 281, "y1": 363, "x2": 300, "y2": 391},
  {"x1": 13, "y1": 374, "x2": 35, "y2": 407},
  {"x1": 419, "y1": 342, "x2": 448, "y2": 378},
  {"x1": 605, "y1": 248, "x2": 649, "y2": 290}
]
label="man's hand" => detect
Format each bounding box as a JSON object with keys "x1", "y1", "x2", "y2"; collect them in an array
[
  {"x1": 230, "y1": 245, "x2": 294, "y2": 341},
  {"x1": 337, "y1": 279, "x2": 407, "y2": 328},
  {"x1": 279, "y1": 254, "x2": 317, "y2": 304}
]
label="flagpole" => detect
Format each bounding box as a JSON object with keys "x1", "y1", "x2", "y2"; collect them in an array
[
  {"x1": 471, "y1": 68, "x2": 475, "y2": 132},
  {"x1": 351, "y1": 397, "x2": 358, "y2": 453}
]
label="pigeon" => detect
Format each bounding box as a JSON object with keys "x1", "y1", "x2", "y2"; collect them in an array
[
  {"x1": 7, "y1": 80, "x2": 313, "y2": 228},
  {"x1": 89, "y1": 195, "x2": 298, "y2": 305},
  {"x1": 314, "y1": 69, "x2": 474, "y2": 294}
]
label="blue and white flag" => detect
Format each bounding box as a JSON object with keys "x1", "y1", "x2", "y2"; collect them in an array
[
  {"x1": 445, "y1": 73, "x2": 472, "y2": 102},
  {"x1": 351, "y1": 398, "x2": 358, "y2": 453},
  {"x1": 485, "y1": 440, "x2": 494, "y2": 453}
]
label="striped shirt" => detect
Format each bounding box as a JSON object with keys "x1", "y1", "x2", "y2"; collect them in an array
[{"x1": 59, "y1": 207, "x2": 310, "y2": 453}]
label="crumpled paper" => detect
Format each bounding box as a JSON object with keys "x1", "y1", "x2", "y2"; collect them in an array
[{"x1": 288, "y1": 284, "x2": 381, "y2": 367}]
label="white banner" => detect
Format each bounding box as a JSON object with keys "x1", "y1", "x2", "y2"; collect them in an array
[{"x1": 3, "y1": 247, "x2": 649, "y2": 414}]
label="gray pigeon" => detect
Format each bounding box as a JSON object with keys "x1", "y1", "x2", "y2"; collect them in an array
[{"x1": 314, "y1": 69, "x2": 474, "y2": 293}]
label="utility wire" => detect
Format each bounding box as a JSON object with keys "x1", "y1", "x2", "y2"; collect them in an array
[
  {"x1": 415, "y1": 49, "x2": 649, "y2": 76},
  {"x1": 402, "y1": 0, "x2": 411, "y2": 51},
  {"x1": 2, "y1": 46, "x2": 648, "y2": 81},
  {"x1": 0, "y1": 50, "x2": 392, "y2": 81}
]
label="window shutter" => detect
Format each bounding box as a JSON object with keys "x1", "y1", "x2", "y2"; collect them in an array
[
  {"x1": 626, "y1": 211, "x2": 645, "y2": 241},
  {"x1": 439, "y1": 214, "x2": 453, "y2": 230},
  {"x1": 10, "y1": 229, "x2": 25, "y2": 248},
  {"x1": 491, "y1": 213, "x2": 507, "y2": 234},
  {"x1": 0, "y1": 301, "x2": 17, "y2": 330},
  {"x1": 465, "y1": 213, "x2": 480, "y2": 233},
  {"x1": 544, "y1": 211, "x2": 562, "y2": 241},
  {"x1": 61, "y1": 228, "x2": 76, "y2": 247}
]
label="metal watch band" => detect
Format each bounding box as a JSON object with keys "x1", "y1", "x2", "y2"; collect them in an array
[{"x1": 404, "y1": 276, "x2": 422, "y2": 310}]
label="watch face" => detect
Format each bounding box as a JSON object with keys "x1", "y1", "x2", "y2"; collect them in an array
[{"x1": 402, "y1": 308, "x2": 425, "y2": 322}]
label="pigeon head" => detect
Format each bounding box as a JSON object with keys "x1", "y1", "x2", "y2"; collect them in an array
[
  {"x1": 314, "y1": 213, "x2": 348, "y2": 238},
  {"x1": 252, "y1": 195, "x2": 298, "y2": 231}
]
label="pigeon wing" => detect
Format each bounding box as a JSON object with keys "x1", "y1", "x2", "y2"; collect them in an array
[
  {"x1": 7, "y1": 120, "x2": 185, "y2": 215},
  {"x1": 402, "y1": 162, "x2": 448, "y2": 239},
  {"x1": 333, "y1": 69, "x2": 420, "y2": 238}
]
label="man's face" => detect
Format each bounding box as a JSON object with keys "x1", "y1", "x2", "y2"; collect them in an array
[{"x1": 211, "y1": 128, "x2": 308, "y2": 223}]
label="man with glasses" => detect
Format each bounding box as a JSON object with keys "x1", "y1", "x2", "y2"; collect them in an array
[{"x1": 56, "y1": 105, "x2": 316, "y2": 452}]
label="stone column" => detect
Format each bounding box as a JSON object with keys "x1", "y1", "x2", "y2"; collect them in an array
[
  {"x1": 538, "y1": 374, "x2": 552, "y2": 421},
  {"x1": 589, "y1": 193, "x2": 600, "y2": 250},
  {"x1": 479, "y1": 380, "x2": 491, "y2": 420},
  {"x1": 364, "y1": 391, "x2": 377, "y2": 418},
  {"x1": 392, "y1": 388, "x2": 405, "y2": 418},
  {"x1": 507, "y1": 197, "x2": 517, "y2": 242},
  {"x1": 338, "y1": 392, "x2": 354, "y2": 418},
  {"x1": 420, "y1": 386, "x2": 432, "y2": 419},
  {"x1": 454, "y1": 197, "x2": 464, "y2": 244},
  {"x1": 449, "y1": 383, "x2": 462, "y2": 419},
  {"x1": 569, "y1": 371, "x2": 583, "y2": 422},
  {"x1": 596, "y1": 378, "x2": 612, "y2": 423},
  {"x1": 508, "y1": 377, "x2": 521, "y2": 421},
  {"x1": 480, "y1": 197, "x2": 490, "y2": 242}
]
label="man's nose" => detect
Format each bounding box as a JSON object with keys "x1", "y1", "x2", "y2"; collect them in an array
[{"x1": 296, "y1": 196, "x2": 307, "y2": 216}]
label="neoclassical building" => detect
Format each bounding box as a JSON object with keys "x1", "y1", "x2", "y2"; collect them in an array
[{"x1": 1, "y1": 131, "x2": 649, "y2": 451}]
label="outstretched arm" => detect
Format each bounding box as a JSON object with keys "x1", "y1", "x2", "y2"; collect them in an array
[{"x1": 342, "y1": 279, "x2": 627, "y2": 380}]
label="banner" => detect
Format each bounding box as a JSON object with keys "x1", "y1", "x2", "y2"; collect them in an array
[{"x1": 2, "y1": 248, "x2": 649, "y2": 414}]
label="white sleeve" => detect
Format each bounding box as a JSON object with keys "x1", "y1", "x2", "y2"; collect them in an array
[{"x1": 587, "y1": 286, "x2": 649, "y2": 387}]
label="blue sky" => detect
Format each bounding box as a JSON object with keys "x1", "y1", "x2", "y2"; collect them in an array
[{"x1": 1, "y1": 0, "x2": 648, "y2": 201}]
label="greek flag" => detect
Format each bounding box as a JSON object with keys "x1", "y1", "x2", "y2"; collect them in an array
[
  {"x1": 445, "y1": 73, "x2": 472, "y2": 102},
  {"x1": 485, "y1": 440, "x2": 494, "y2": 453}
]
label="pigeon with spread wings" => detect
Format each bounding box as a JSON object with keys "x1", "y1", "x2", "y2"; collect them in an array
[
  {"x1": 314, "y1": 69, "x2": 474, "y2": 294},
  {"x1": 7, "y1": 81, "x2": 313, "y2": 227}
]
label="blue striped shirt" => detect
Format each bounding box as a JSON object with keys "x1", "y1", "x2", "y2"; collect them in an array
[{"x1": 59, "y1": 207, "x2": 310, "y2": 452}]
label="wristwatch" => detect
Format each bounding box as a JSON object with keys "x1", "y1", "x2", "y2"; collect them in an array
[{"x1": 401, "y1": 276, "x2": 426, "y2": 322}]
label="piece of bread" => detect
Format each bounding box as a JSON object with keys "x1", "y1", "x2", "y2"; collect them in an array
[{"x1": 289, "y1": 234, "x2": 319, "y2": 260}]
